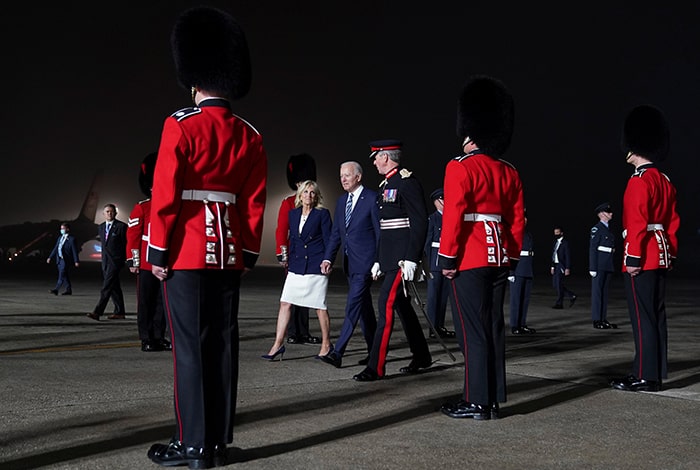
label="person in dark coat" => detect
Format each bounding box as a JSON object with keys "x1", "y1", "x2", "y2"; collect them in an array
[
  {"x1": 46, "y1": 222, "x2": 80, "y2": 295},
  {"x1": 589, "y1": 202, "x2": 617, "y2": 329},
  {"x1": 509, "y1": 210, "x2": 535, "y2": 334}
]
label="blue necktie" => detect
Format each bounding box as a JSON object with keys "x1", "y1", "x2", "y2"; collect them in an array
[{"x1": 345, "y1": 193, "x2": 353, "y2": 227}]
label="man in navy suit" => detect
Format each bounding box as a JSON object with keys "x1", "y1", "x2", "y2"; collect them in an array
[
  {"x1": 509, "y1": 211, "x2": 536, "y2": 333},
  {"x1": 46, "y1": 222, "x2": 80, "y2": 295},
  {"x1": 550, "y1": 225, "x2": 576, "y2": 309},
  {"x1": 87, "y1": 203, "x2": 127, "y2": 320},
  {"x1": 320, "y1": 161, "x2": 379, "y2": 368}
]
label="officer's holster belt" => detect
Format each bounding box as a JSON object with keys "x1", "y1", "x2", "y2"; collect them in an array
[
  {"x1": 519, "y1": 250, "x2": 534, "y2": 256},
  {"x1": 463, "y1": 213, "x2": 502, "y2": 222},
  {"x1": 647, "y1": 224, "x2": 664, "y2": 231},
  {"x1": 181, "y1": 189, "x2": 236, "y2": 204},
  {"x1": 380, "y1": 218, "x2": 410, "y2": 229},
  {"x1": 597, "y1": 246, "x2": 613, "y2": 253}
]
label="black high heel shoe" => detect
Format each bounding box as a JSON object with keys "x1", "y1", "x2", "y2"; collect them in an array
[
  {"x1": 261, "y1": 345, "x2": 285, "y2": 361},
  {"x1": 315, "y1": 343, "x2": 334, "y2": 360}
]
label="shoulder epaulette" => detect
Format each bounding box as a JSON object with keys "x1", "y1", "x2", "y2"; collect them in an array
[
  {"x1": 399, "y1": 168, "x2": 412, "y2": 178},
  {"x1": 631, "y1": 167, "x2": 647, "y2": 178},
  {"x1": 454, "y1": 154, "x2": 472, "y2": 162},
  {"x1": 138, "y1": 198, "x2": 151, "y2": 204},
  {"x1": 171, "y1": 107, "x2": 202, "y2": 122}
]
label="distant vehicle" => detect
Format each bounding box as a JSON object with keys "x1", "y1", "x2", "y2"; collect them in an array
[{"x1": 0, "y1": 172, "x2": 102, "y2": 264}]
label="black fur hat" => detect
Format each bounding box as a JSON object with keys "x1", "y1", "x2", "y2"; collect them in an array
[
  {"x1": 138, "y1": 152, "x2": 158, "y2": 198},
  {"x1": 456, "y1": 75, "x2": 514, "y2": 157},
  {"x1": 286, "y1": 154, "x2": 316, "y2": 191},
  {"x1": 621, "y1": 105, "x2": 670, "y2": 162},
  {"x1": 171, "y1": 6, "x2": 251, "y2": 100}
]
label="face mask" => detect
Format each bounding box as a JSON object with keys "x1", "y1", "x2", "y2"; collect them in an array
[{"x1": 60, "y1": 229, "x2": 66, "y2": 235}]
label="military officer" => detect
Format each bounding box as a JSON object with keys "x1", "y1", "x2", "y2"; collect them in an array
[
  {"x1": 589, "y1": 202, "x2": 617, "y2": 329},
  {"x1": 509, "y1": 209, "x2": 535, "y2": 334},
  {"x1": 610, "y1": 105, "x2": 680, "y2": 393},
  {"x1": 353, "y1": 139, "x2": 432, "y2": 381}
]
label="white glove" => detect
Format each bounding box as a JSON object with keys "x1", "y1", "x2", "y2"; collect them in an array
[
  {"x1": 371, "y1": 262, "x2": 382, "y2": 280},
  {"x1": 589, "y1": 271, "x2": 597, "y2": 278},
  {"x1": 399, "y1": 260, "x2": 417, "y2": 281},
  {"x1": 508, "y1": 275, "x2": 515, "y2": 283}
]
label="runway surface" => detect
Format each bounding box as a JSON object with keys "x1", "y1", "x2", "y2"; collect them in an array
[{"x1": 1, "y1": 263, "x2": 699, "y2": 469}]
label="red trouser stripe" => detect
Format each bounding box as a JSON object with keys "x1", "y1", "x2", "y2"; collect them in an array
[{"x1": 376, "y1": 271, "x2": 402, "y2": 376}]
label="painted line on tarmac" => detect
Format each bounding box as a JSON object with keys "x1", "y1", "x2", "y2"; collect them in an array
[{"x1": 0, "y1": 342, "x2": 141, "y2": 355}]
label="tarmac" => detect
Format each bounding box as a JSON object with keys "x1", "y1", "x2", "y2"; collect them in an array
[{"x1": 0, "y1": 262, "x2": 699, "y2": 470}]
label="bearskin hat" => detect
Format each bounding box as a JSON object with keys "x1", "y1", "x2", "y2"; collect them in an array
[
  {"x1": 286, "y1": 153, "x2": 316, "y2": 191},
  {"x1": 456, "y1": 75, "x2": 514, "y2": 157},
  {"x1": 171, "y1": 6, "x2": 251, "y2": 100},
  {"x1": 138, "y1": 152, "x2": 158, "y2": 198},
  {"x1": 621, "y1": 105, "x2": 670, "y2": 162}
]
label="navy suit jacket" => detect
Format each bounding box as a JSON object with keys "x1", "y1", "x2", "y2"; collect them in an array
[
  {"x1": 99, "y1": 219, "x2": 127, "y2": 267},
  {"x1": 287, "y1": 207, "x2": 332, "y2": 275},
  {"x1": 324, "y1": 187, "x2": 380, "y2": 275},
  {"x1": 551, "y1": 237, "x2": 571, "y2": 271},
  {"x1": 48, "y1": 234, "x2": 79, "y2": 264}
]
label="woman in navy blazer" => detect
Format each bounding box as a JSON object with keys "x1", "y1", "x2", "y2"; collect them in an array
[{"x1": 263, "y1": 180, "x2": 334, "y2": 360}]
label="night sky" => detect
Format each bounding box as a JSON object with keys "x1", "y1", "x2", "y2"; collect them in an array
[{"x1": 2, "y1": 2, "x2": 698, "y2": 269}]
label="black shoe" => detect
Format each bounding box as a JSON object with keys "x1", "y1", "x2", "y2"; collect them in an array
[
  {"x1": 147, "y1": 439, "x2": 212, "y2": 469},
  {"x1": 49, "y1": 289, "x2": 58, "y2": 295},
  {"x1": 304, "y1": 335, "x2": 321, "y2": 344},
  {"x1": 213, "y1": 443, "x2": 227, "y2": 467},
  {"x1": 319, "y1": 351, "x2": 342, "y2": 368},
  {"x1": 602, "y1": 320, "x2": 618, "y2": 329},
  {"x1": 86, "y1": 312, "x2": 100, "y2": 321},
  {"x1": 399, "y1": 357, "x2": 432, "y2": 374},
  {"x1": 610, "y1": 374, "x2": 661, "y2": 392},
  {"x1": 593, "y1": 321, "x2": 610, "y2": 329},
  {"x1": 287, "y1": 335, "x2": 300, "y2": 344},
  {"x1": 61, "y1": 291, "x2": 72, "y2": 295},
  {"x1": 353, "y1": 367, "x2": 379, "y2": 382},
  {"x1": 490, "y1": 402, "x2": 500, "y2": 420},
  {"x1": 430, "y1": 327, "x2": 455, "y2": 338},
  {"x1": 141, "y1": 340, "x2": 161, "y2": 352},
  {"x1": 511, "y1": 327, "x2": 523, "y2": 334},
  {"x1": 552, "y1": 304, "x2": 563, "y2": 309},
  {"x1": 520, "y1": 326, "x2": 536, "y2": 334},
  {"x1": 358, "y1": 355, "x2": 370, "y2": 366},
  {"x1": 440, "y1": 400, "x2": 490, "y2": 420},
  {"x1": 569, "y1": 295, "x2": 577, "y2": 307},
  {"x1": 157, "y1": 338, "x2": 173, "y2": 351}
]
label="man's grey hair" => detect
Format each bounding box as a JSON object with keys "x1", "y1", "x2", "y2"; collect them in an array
[
  {"x1": 341, "y1": 161, "x2": 363, "y2": 176},
  {"x1": 383, "y1": 149, "x2": 401, "y2": 163}
]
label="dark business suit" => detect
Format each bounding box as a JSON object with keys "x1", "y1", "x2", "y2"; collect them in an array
[
  {"x1": 589, "y1": 221, "x2": 615, "y2": 323},
  {"x1": 509, "y1": 231, "x2": 534, "y2": 328},
  {"x1": 287, "y1": 207, "x2": 332, "y2": 276},
  {"x1": 323, "y1": 186, "x2": 379, "y2": 357},
  {"x1": 551, "y1": 236, "x2": 575, "y2": 307},
  {"x1": 424, "y1": 210, "x2": 449, "y2": 330},
  {"x1": 48, "y1": 233, "x2": 79, "y2": 293},
  {"x1": 93, "y1": 219, "x2": 127, "y2": 315}
]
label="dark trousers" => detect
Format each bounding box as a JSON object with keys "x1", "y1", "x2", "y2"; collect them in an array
[
  {"x1": 624, "y1": 270, "x2": 668, "y2": 382},
  {"x1": 448, "y1": 267, "x2": 508, "y2": 406},
  {"x1": 591, "y1": 271, "x2": 612, "y2": 322},
  {"x1": 287, "y1": 305, "x2": 310, "y2": 337},
  {"x1": 163, "y1": 269, "x2": 241, "y2": 448},
  {"x1": 509, "y1": 275, "x2": 532, "y2": 328},
  {"x1": 136, "y1": 271, "x2": 166, "y2": 341},
  {"x1": 93, "y1": 260, "x2": 125, "y2": 315},
  {"x1": 426, "y1": 270, "x2": 449, "y2": 329},
  {"x1": 334, "y1": 270, "x2": 376, "y2": 356},
  {"x1": 552, "y1": 264, "x2": 575, "y2": 306},
  {"x1": 368, "y1": 269, "x2": 430, "y2": 377},
  {"x1": 53, "y1": 258, "x2": 73, "y2": 293}
]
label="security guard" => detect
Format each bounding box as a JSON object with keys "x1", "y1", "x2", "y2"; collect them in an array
[
  {"x1": 438, "y1": 76, "x2": 525, "y2": 420},
  {"x1": 146, "y1": 7, "x2": 267, "y2": 468},
  {"x1": 610, "y1": 105, "x2": 680, "y2": 393},
  {"x1": 353, "y1": 139, "x2": 432, "y2": 381},
  {"x1": 589, "y1": 202, "x2": 617, "y2": 329}
]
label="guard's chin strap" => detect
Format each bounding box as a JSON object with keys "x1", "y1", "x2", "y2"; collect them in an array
[{"x1": 462, "y1": 136, "x2": 472, "y2": 148}]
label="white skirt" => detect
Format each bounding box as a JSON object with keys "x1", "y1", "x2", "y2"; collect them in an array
[{"x1": 280, "y1": 272, "x2": 328, "y2": 310}]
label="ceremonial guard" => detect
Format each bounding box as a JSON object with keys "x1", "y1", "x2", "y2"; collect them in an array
[
  {"x1": 589, "y1": 202, "x2": 617, "y2": 329},
  {"x1": 438, "y1": 76, "x2": 525, "y2": 420},
  {"x1": 126, "y1": 152, "x2": 171, "y2": 352},
  {"x1": 509, "y1": 210, "x2": 535, "y2": 334},
  {"x1": 146, "y1": 7, "x2": 267, "y2": 468},
  {"x1": 353, "y1": 139, "x2": 432, "y2": 381},
  {"x1": 610, "y1": 105, "x2": 679, "y2": 393},
  {"x1": 275, "y1": 153, "x2": 318, "y2": 345}
]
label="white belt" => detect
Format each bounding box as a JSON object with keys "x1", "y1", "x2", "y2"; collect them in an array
[
  {"x1": 647, "y1": 224, "x2": 664, "y2": 231},
  {"x1": 464, "y1": 213, "x2": 502, "y2": 222},
  {"x1": 520, "y1": 250, "x2": 533, "y2": 256},
  {"x1": 181, "y1": 189, "x2": 236, "y2": 204},
  {"x1": 597, "y1": 246, "x2": 613, "y2": 253},
  {"x1": 380, "y1": 218, "x2": 410, "y2": 230},
  {"x1": 431, "y1": 241, "x2": 440, "y2": 248}
]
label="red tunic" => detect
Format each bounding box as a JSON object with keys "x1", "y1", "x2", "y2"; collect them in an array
[
  {"x1": 438, "y1": 152, "x2": 525, "y2": 271},
  {"x1": 622, "y1": 164, "x2": 679, "y2": 271},
  {"x1": 147, "y1": 99, "x2": 267, "y2": 270},
  {"x1": 274, "y1": 194, "x2": 296, "y2": 258},
  {"x1": 126, "y1": 199, "x2": 152, "y2": 270}
]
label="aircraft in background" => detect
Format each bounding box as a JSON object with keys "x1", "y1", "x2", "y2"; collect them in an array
[{"x1": 0, "y1": 172, "x2": 102, "y2": 264}]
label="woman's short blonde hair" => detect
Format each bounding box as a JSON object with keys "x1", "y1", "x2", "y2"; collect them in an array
[{"x1": 294, "y1": 180, "x2": 324, "y2": 208}]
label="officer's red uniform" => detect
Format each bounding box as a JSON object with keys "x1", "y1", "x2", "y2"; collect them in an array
[{"x1": 275, "y1": 195, "x2": 295, "y2": 259}]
